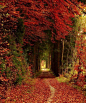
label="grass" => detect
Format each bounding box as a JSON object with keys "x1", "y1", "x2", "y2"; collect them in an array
[
  {"x1": 34, "y1": 70, "x2": 42, "y2": 78},
  {"x1": 56, "y1": 74, "x2": 70, "y2": 83}
]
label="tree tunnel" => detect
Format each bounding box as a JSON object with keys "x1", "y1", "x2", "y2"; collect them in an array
[{"x1": 33, "y1": 40, "x2": 62, "y2": 77}]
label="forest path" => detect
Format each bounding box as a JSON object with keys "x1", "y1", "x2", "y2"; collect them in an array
[
  {"x1": 1, "y1": 76, "x2": 86, "y2": 103},
  {"x1": 37, "y1": 68, "x2": 55, "y2": 78},
  {"x1": 45, "y1": 78, "x2": 86, "y2": 103},
  {"x1": 44, "y1": 79, "x2": 56, "y2": 103},
  {"x1": 37, "y1": 70, "x2": 86, "y2": 102},
  {"x1": 37, "y1": 69, "x2": 56, "y2": 103},
  {"x1": 37, "y1": 69, "x2": 86, "y2": 102}
]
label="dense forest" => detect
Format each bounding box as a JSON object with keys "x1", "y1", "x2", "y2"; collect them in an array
[{"x1": 0, "y1": 0, "x2": 86, "y2": 102}]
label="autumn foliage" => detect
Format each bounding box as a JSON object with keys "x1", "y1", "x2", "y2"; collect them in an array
[
  {"x1": 14, "y1": 0, "x2": 79, "y2": 44},
  {"x1": 0, "y1": 0, "x2": 86, "y2": 98},
  {"x1": 0, "y1": 0, "x2": 32, "y2": 86}
]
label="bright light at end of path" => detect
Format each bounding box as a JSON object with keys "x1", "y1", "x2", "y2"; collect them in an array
[
  {"x1": 41, "y1": 68, "x2": 50, "y2": 72},
  {"x1": 41, "y1": 69, "x2": 45, "y2": 70},
  {"x1": 85, "y1": 36, "x2": 86, "y2": 39},
  {"x1": 78, "y1": 33, "x2": 80, "y2": 36}
]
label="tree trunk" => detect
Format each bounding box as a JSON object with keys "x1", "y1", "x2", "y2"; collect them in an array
[
  {"x1": 46, "y1": 55, "x2": 50, "y2": 69},
  {"x1": 49, "y1": 53, "x2": 51, "y2": 69},
  {"x1": 38, "y1": 54, "x2": 40, "y2": 71},
  {"x1": 61, "y1": 39, "x2": 64, "y2": 75},
  {"x1": 46, "y1": 59, "x2": 48, "y2": 68},
  {"x1": 51, "y1": 41, "x2": 62, "y2": 76},
  {"x1": 33, "y1": 42, "x2": 39, "y2": 73}
]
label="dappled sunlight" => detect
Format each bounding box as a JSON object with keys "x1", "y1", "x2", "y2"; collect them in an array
[
  {"x1": 41, "y1": 68, "x2": 50, "y2": 72},
  {"x1": 40, "y1": 60, "x2": 51, "y2": 72},
  {"x1": 40, "y1": 60, "x2": 46, "y2": 69}
]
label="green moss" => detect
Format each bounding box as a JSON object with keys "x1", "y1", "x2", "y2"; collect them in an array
[
  {"x1": 34, "y1": 70, "x2": 42, "y2": 78},
  {"x1": 14, "y1": 74, "x2": 23, "y2": 85},
  {"x1": 0, "y1": 17, "x2": 31, "y2": 86},
  {"x1": 0, "y1": 60, "x2": 6, "y2": 73},
  {"x1": 6, "y1": 67, "x2": 11, "y2": 78},
  {"x1": 56, "y1": 76, "x2": 70, "y2": 83}
]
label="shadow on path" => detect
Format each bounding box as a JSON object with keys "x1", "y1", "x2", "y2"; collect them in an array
[{"x1": 37, "y1": 68, "x2": 55, "y2": 78}]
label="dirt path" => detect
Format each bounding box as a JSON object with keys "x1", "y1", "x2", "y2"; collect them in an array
[
  {"x1": 44, "y1": 79, "x2": 55, "y2": 103},
  {"x1": 37, "y1": 70, "x2": 55, "y2": 78},
  {"x1": 46, "y1": 84, "x2": 55, "y2": 103},
  {"x1": 37, "y1": 70, "x2": 86, "y2": 103},
  {"x1": 1, "y1": 78, "x2": 86, "y2": 103}
]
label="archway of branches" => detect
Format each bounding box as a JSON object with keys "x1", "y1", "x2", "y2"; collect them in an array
[{"x1": 33, "y1": 40, "x2": 62, "y2": 77}]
